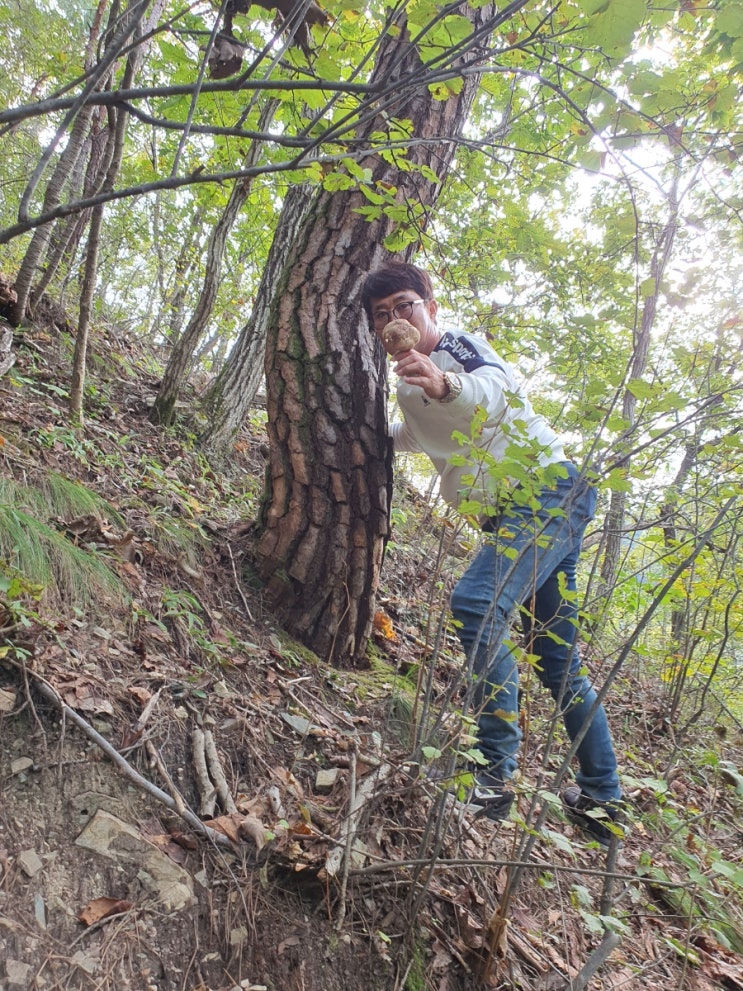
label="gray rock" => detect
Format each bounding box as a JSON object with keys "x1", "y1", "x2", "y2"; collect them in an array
[{"x1": 76, "y1": 810, "x2": 194, "y2": 912}]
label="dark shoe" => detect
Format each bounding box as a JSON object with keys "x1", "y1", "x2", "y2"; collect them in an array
[
  {"x1": 563, "y1": 785, "x2": 626, "y2": 847},
  {"x1": 469, "y1": 770, "x2": 514, "y2": 821},
  {"x1": 425, "y1": 766, "x2": 514, "y2": 822}
]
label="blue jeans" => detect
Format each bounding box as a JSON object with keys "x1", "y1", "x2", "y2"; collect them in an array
[{"x1": 450, "y1": 463, "x2": 620, "y2": 803}]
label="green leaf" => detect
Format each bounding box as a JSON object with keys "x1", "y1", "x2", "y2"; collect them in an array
[
  {"x1": 717, "y1": 3, "x2": 743, "y2": 38},
  {"x1": 604, "y1": 468, "x2": 632, "y2": 492},
  {"x1": 578, "y1": 0, "x2": 647, "y2": 55},
  {"x1": 626, "y1": 377, "x2": 656, "y2": 399},
  {"x1": 434, "y1": 13, "x2": 473, "y2": 46},
  {"x1": 322, "y1": 172, "x2": 357, "y2": 192},
  {"x1": 606, "y1": 414, "x2": 630, "y2": 432},
  {"x1": 577, "y1": 149, "x2": 605, "y2": 173}
]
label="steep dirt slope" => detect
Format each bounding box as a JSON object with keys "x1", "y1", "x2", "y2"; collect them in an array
[{"x1": 0, "y1": 316, "x2": 741, "y2": 991}]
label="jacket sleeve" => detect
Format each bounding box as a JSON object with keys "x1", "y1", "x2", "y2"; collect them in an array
[
  {"x1": 431, "y1": 332, "x2": 518, "y2": 429},
  {"x1": 453, "y1": 365, "x2": 515, "y2": 426},
  {"x1": 390, "y1": 419, "x2": 423, "y2": 454},
  {"x1": 443, "y1": 347, "x2": 517, "y2": 431}
]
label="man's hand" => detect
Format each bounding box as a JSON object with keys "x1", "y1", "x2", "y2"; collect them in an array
[{"x1": 393, "y1": 350, "x2": 450, "y2": 401}]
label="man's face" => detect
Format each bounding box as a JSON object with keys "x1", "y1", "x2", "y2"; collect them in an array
[{"x1": 369, "y1": 289, "x2": 439, "y2": 354}]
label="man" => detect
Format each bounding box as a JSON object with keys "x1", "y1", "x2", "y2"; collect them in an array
[{"x1": 361, "y1": 262, "x2": 623, "y2": 844}]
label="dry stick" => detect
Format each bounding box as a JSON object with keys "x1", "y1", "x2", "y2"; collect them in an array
[
  {"x1": 19, "y1": 664, "x2": 234, "y2": 851},
  {"x1": 565, "y1": 931, "x2": 622, "y2": 991},
  {"x1": 135, "y1": 685, "x2": 164, "y2": 732},
  {"x1": 146, "y1": 739, "x2": 187, "y2": 816},
  {"x1": 18, "y1": 655, "x2": 49, "y2": 755},
  {"x1": 350, "y1": 855, "x2": 696, "y2": 894},
  {"x1": 600, "y1": 833, "x2": 620, "y2": 918},
  {"x1": 203, "y1": 728, "x2": 238, "y2": 814},
  {"x1": 335, "y1": 748, "x2": 357, "y2": 932},
  {"x1": 191, "y1": 725, "x2": 217, "y2": 817},
  {"x1": 333, "y1": 759, "x2": 396, "y2": 930},
  {"x1": 226, "y1": 542, "x2": 254, "y2": 621}
]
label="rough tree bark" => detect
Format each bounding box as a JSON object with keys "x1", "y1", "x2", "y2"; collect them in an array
[{"x1": 252, "y1": 1, "x2": 514, "y2": 666}]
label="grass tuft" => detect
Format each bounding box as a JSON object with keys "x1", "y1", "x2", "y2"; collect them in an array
[{"x1": 0, "y1": 477, "x2": 129, "y2": 618}]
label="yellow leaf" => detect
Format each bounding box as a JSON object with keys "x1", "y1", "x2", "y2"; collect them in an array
[{"x1": 373, "y1": 611, "x2": 397, "y2": 641}]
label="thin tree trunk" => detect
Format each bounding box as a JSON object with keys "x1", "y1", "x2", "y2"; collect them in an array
[
  {"x1": 149, "y1": 101, "x2": 279, "y2": 426},
  {"x1": 9, "y1": 0, "x2": 142, "y2": 326},
  {"x1": 70, "y1": 104, "x2": 124, "y2": 419},
  {"x1": 34, "y1": 115, "x2": 108, "y2": 300},
  {"x1": 150, "y1": 207, "x2": 206, "y2": 346},
  {"x1": 599, "y1": 181, "x2": 680, "y2": 595},
  {"x1": 11, "y1": 106, "x2": 100, "y2": 326},
  {"x1": 69, "y1": 0, "x2": 157, "y2": 418},
  {"x1": 199, "y1": 181, "x2": 316, "y2": 458},
  {"x1": 70, "y1": 200, "x2": 106, "y2": 421}
]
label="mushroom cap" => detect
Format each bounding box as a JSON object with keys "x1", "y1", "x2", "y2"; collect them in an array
[{"x1": 381, "y1": 318, "x2": 420, "y2": 356}]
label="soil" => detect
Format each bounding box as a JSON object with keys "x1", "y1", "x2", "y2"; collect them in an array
[{"x1": 0, "y1": 311, "x2": 742, "y2": 991}]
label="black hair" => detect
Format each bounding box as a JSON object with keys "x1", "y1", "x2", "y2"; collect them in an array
[{"x1": 360, "y1": 263, "x2": 434, "y2": 317}]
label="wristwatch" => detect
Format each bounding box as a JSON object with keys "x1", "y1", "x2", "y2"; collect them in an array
[{"x1": 439, "y1": 371, "x2": 462, "y2": 403}]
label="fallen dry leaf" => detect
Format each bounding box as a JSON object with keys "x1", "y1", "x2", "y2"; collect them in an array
[
  {"x1": 204, "y1": 813, "x2": 270, "y2": 852},
  {"x1": 373, "y1": 611, "x2": 397, "y2": 641},
  {"x1": 146, "y1": 834, "x2": 190, "y2": 865},
  {"x1": 204, "y1": 814, "x2": 242, "y2": 846},
  {"x1": 128, "y1": 685, "x2": 152, "y2": 705},
  {"x1": 0, "y1": 687, "x2": 16, "y2": 713},
  {"x1": 78, "y1": 896, "x2": 132, "y2": 926},
  {"x1": 60, "y1": 684, "x2": 115, "y2": 716}
]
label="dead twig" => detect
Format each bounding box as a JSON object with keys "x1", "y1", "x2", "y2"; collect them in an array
[
  {"x1": 328, "y1": 758, "x2": 394, "y2": 929},
  {"x1": 335, "y1": 747, "x2": 357, "y2": 932},
  {"x1": 135, "y1": 685, "x2": 164, "y2": 733},
  {"x1": 226, "y1": 542, "x2": 254, "y2": 621},
  {"x1": 203, "y1": 727, "x2": 238, "y2": 814},
  {"x1": 191, "y1": 725, "x2": 217, "y2": 817},
  {"x1": 565, "y1": 931, "x2": 622, "y2": 991},
  {"x1": 13, "y1": 659, "x2": 233, "y2": 851},
  {"x1": 599, "y1": 833, "x2": 621, "y2": 917},
  {"x1": 146, "y1": 739, "x2": 187, "y2": 816}
]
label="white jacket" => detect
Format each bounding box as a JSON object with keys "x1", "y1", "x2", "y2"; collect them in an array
[{"x1": 391, "y1": 331, "x2": 565, "y2": 511}]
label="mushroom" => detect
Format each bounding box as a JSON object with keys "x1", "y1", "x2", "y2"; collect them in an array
[{"x1": 381, "y1": 319, "x2": 420, "y2": 356}]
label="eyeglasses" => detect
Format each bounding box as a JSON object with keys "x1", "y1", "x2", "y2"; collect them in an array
[{"x1": 371, "y1": 298, "x2": 429, "y2": 328}]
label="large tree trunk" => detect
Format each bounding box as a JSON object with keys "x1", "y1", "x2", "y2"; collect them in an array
[
  {"x1": 252, "y1": 1, "x2": 510, "y2": 666},
  {"x1": 199, "y1": 181, "x2": 317, "y2": 458}
]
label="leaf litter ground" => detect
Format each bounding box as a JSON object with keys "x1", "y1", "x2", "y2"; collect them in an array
[{"x1": 0, "y1": 312, "x2": 741, "y2": 991}]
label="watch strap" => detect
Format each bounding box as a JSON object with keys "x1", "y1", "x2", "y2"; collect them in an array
[{"x1": 439, "y1": 371, "x2": 462, "y2": 403}]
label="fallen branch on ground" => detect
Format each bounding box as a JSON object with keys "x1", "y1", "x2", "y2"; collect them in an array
[{"x1": 11, "y1": 659, "x2": 234, "y2": 851}]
